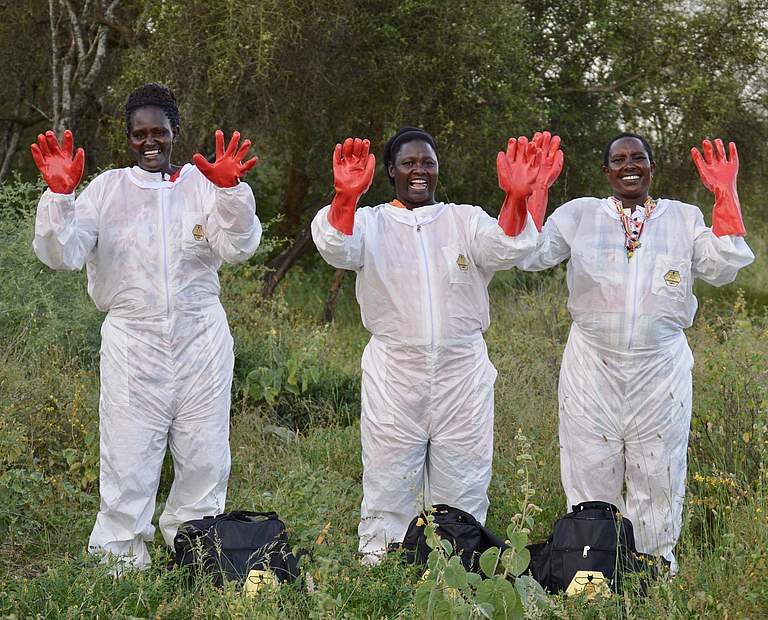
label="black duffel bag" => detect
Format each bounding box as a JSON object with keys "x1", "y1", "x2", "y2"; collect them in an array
[
  {"x1": 396, "y1": 504, "x2": 508, "y2": 575},
  {"x1": 527, "y1": 501, "x2": 661, "y2": 595},
  {"x1": 173, "y1": 510, "x2": 299, "y2": 586}
]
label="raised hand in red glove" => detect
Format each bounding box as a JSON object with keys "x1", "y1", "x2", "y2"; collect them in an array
[
  {"x1": 328, "y1": 137, "x2": 375, "y2": 235},
  {"x1": 496, "y1": 136, "x2": 540, "y2": 236},
  {"x1": 527, "y1": 131, "x2": 563, "y2": 231},
  {"x1": 691, "y1": 139, "x2": 745, "y2": 237},
  {"x1": 30, "y1": 130, "x2": 85, "y2": 194},
  {"x1": 193, "y1": 130, "x2": 258, "y2": 188}
]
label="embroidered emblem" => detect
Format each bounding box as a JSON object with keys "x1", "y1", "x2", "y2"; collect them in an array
[
  {"x1": 664, "y1": 269, "x2": 681, "y2": 287},
  {"x1": 244, "y1": 569, "x2": 278, "y2": 596},
  {"x1": 192, "y1": 223, "x2": 205, "y2": 241},
  {"x1": 566, "y1": 570, "x2": 611, "y2": 599},
  {"x1": 456, "y1": 254, "x2": 469, "y2": 271}
]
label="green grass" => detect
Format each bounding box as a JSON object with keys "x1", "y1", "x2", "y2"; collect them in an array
[{"x1": 1, "y1": 208, "x2": 767, "y2": 618}]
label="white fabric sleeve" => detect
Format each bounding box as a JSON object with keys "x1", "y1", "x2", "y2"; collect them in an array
[
  {"x1": 32, "y1": 181, "x2": 100, "y2": 271},
  {"x1": 516, "y1": 211, "x2": 572, "y2": 271},
  {"x1": 691, "y1": 209, "x2": 754, "y2": 286},
  {"x1": 205, "y1": 182, "x2": 262, "y2": 264},
  {"x1": 471, "y1": 210, "x2": 539, "y2": 272},
  {"x1": 311, "y1": 205, "x2": 364, "y2": 271}
]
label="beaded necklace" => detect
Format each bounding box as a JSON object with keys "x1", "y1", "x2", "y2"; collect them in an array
[{"x1": 609, "y1": 196, "x2": 657, "y2": 259}]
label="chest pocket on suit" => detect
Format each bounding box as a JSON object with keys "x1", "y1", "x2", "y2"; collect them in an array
[
  {"x1": 182, "y1": 212, "x2": 210, "y2": 255},
  {"x1": 442, "y1": 244, "x2": 473, "y2": 284},
  {"x1": 651, "y1": 254, "x2": 690, "y2": 301}
]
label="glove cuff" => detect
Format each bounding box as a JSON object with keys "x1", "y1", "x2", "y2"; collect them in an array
[
  {"x1": 328, "y1": 192, "x2": 358, "y2": 235},
  {"x1": 711, "y1": 187, "x2": 746, "y2": 237},
  {"x1": 527, "y1": 189, "x2": 548, "y2": 232},
  {"x1": 498, "y1": 193, "x2": 528, "y2": 236}
]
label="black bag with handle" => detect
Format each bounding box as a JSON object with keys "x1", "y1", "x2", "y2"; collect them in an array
[
  {"x1": 397, "y1": 504, "x2": 509, "y2": 575},
  {"x1": 173, "y1": 510, "x2": 299, "y2": 586},
  {"x1": 527, "y1": 501, "x2": 661, "y2": 595}
]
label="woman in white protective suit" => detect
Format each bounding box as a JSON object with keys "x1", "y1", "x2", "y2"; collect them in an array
[
  {"x1": 311, "y1": 127, "x2": 563, "y2": 564},
  {"x1": 518, "y1": 132, "x2": 754, "y2": 571},
  {"x1": 31, "y1": 83, "x2": 262, "y2": 571}
]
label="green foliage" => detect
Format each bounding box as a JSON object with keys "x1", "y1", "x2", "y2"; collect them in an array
[
  {"x1": 245, "y1": 326, "x2": 325, "y2": 406},
  {"x1": 2, "y1": 183, "x2": 768, "y2": 616},
  {"x1": 0, "y1": 173, "x2": 45, "y2": 219},
  {"x1": 414, "y1": 432, "x2": 547, "y2": 620}
]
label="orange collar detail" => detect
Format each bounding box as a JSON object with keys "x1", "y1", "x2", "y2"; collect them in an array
[{"x1": 389, "y1": 199, "x2": 408, "y2": 209}]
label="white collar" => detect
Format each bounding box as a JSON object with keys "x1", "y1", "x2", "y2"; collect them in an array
[
  {"x1": 382, "y1": 201, "x2": 447, "y2": 226},
  {"x1": 127, "y1": 163, "x2": 192, "y2": 189}
]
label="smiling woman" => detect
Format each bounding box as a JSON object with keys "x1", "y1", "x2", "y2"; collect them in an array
[
  {"x1": 517, "y1": 131, "x2": 755, "y2": 573},
  {"x1": 311, "y1": 127, "x2": 560, "y2": 564},
  {"x1": 125, "y1": 83, "x2": 181, "y2": 176},
  {"x1": 30, "y1": 82, "x2": 262, "y2": 573},
  {"x1": 382, "y1": 127, "x2": 439, "y2": 209}
]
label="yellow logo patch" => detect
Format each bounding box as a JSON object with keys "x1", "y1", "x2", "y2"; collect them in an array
[
  {"x1": 566, "y1": 570, "x2": 611, "y2": 599},
  {"x1": 192, "y1": 223, "x2": 205, "y2": 241},
  {"x1": 456, "y1": 254, "x2": 469, "y2": 271},
  {"x1": 664, "y1": 269, "x2": 681, "y2": 287},
  {"x1": 244, "y1": 569, "x2": 278, "y2": 596}
]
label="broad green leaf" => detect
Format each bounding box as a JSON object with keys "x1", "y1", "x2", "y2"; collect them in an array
[
  {"x1": 506, "y1": 530, "x2": 528, "y2": 551},
  {"x1": 514, "y1": 575, "x2": 550, "y2": 610},
  {"x1": 479, "y1": 547, "x2": 500, "y2": 577},
  {"x1": 440, "y1": 538, "x2": 454, "y2": 555},
  {"x1": 444, "y1": 562, "x2": 468, "y2": 589},
  {"x1": 415, "y1": 581, "x2": 433, "y2": 614},
  {"x1": 501, "y1": 548, "x2": 530, "y2": 577},
  {"x1": 466, "y1": 572, "x2": 482, "y2": 586},
  {"x1": 427, "y1": 550, "x2": 442, "y2": 572},
  {"x1": 476, "y1": 577, "x2": 524, "y2": 620},
  {"x1": 477, "y1": 602, "x2": 495, "y2": 619}
]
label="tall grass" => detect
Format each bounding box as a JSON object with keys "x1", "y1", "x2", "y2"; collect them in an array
[{"x1": 1, "y1": 187, "x2": 767, "y2": 617}]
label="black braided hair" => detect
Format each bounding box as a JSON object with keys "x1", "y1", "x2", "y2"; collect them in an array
[
  {"x1": 383, "y1": 127, "x2": 438, "y2": 185},
  {"x1": 124, "y1": 83, "x2": 180, "y2": 134},
  {"x1": 603, "y1": 132, "x2": 654, "y2": 166}
]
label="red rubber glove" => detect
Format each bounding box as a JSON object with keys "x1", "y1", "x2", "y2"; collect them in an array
[
  {"x1": 691, "y1": 139, "x2": 745, "y2": 237},
  {"x1": 193, "y1": 130, "x2": 258, "y2": 188},
  {"x1": 30, "y1": 129, "x2": 85, "y2": 194},
  {"x1": 328, "y1": 137, "x2": 375, "y2": 235},
  {"x1": 527, "y1": 131, "x2": 563, "y2": 231},
  {"x1": 496, "y1": 136, "x2": 540, "y2": 236}
]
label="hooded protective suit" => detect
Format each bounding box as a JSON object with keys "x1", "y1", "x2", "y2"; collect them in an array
[
  {"x1": 518, "y1": 197, "x2": 753, "y2": 568},
  {"x1": 33, "y1": 164, "x2": 261, "y2": 569},
  {"x1": 312, "y1": 202, "x2": 538, "y2": 559}
]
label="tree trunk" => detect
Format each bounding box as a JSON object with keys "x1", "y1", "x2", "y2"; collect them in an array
[
  {"x1": 261, "y1": 221, "x2": 314, "y2": 298},
  {"x1": 0, "y1": 125, "x2": 21, "y2": 183},
  {"x1": 48, "y1": 0, "x2": 121, "y2": 135},
  {"x1": 260, "y1": 159, "x2": 313, "y2": 298},
  {"x1": 280, "y1": 162, "x2": 309, "y2": 237},
  {"x1": 322, "y1": 268, "x2": 347, "y2": 323}
]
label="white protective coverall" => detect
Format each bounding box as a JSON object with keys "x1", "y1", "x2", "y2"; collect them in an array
[
  {"x1": 518, "y1": 197, "x2": 754, "y2": 568},
  {"x1": 312, "y1": 202, "x2": 538, "y2": 558},
  {"x1": 33, "y1": 164, "x2": 261, "y2": 569}
]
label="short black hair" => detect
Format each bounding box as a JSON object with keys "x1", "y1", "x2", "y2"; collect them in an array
[
  {"x1": 603, "y1": 132, "x2": 654, "y2": 166},
  {"x1": 383, "y1": 127, "x2": 438, "y2": 185},
  {"x1": 125, "y1": 83, "x2": 180, "y2": 133}
]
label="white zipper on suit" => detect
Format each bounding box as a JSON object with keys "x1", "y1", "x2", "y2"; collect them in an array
[
  {"x1": 625, "y1": 248, "x2": 640, "y2": 350},
  {"x1": 159, "y1": 188, "x2": 171, "y2": 315},
  {"x1": 416, "y1": 220, "x2": 436, "y2": 346}
]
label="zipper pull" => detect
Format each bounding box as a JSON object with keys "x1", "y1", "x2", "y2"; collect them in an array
[{"x1": 582, "y1": 545, "x2": 590, "y2": 558}]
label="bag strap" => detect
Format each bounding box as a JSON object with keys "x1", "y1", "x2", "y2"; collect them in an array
[
  {"x1": 571, "y1": 501, "x2": 620, "y2": 515},
  {"x1": 213, "y1": 510, "x2": 280, "y2": 522}
]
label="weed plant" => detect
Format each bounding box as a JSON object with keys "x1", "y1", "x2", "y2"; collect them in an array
[{"x1": 1, "y1": 179, "x2": 767, "y2": 618}]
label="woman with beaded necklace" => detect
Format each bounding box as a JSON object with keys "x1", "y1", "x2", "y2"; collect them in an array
[{"x1": 519, "y1": 132, "x2": 754, "y2": 572}]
